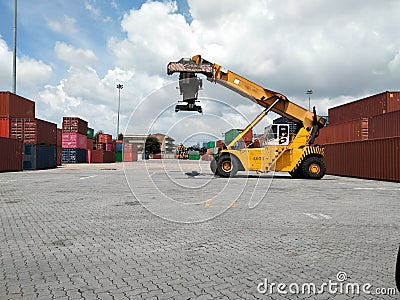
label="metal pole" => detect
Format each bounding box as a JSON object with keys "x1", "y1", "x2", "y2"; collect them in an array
[
  {"x1": 306, "y1": 89, "x2": 313, "y2": 111},
  {"x1": 12, "y1": 0, "x2": 17, "y2": 94},
  {"x1": 116, "y1": 84, "x2": 123, "y2": 138}
]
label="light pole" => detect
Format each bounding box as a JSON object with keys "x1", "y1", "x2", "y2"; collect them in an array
[
  {"x1": 12, "y1": 0, "x2": 17, "y2": 93},
  {"x1": 116, "y1": 84, "x2": 123, "y2": 139},
  {"x1": 306, "y1": 89, "x2": 313, "y2": 111}
]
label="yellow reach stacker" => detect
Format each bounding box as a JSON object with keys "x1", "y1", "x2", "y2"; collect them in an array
[{"x1": 167, "y1": 55, "x2": 326, "y2": 179}]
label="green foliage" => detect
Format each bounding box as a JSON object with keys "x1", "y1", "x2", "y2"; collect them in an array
[{"x1": 145, "y1": 135, "x2": 161, "y2": 154}]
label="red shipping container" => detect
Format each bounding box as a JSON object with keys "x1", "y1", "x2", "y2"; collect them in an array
[
  {"x1": 0, "y1": 91, "x2": 35, "y2": 118},
  {"x1": 105, "y1": 143, "x2": 114, "y2": 151},
  {"x1": 87, "y1": 138, "x2": 94, "y2": 150},
  {"x1": 327, "y1": 91, "x2": 400, "y2": 125},
  {"x1": 123, "y1": 152, "x2": 138, "y2": 162},
  {"x1": 90, "y1": 150, "x2": 115, "y2": 163},
  {"x1": 216, "y1": 140, "x2": 225, "y2": 149},
  {"x1": 314, "y1": 119, "x2": 368, "y2": 145},
  {"x1": 0, "y1": 117, "x2": 10, "y2": 138},
  {"x1": 57, "y1": 128, "x2": 62, "y2": 147},
  {"x1": 368, "y1": 110, "x2": 400, "y2": 139},
  {"x1": 386, "y1": 92, "x2": 400, "y2": 113},
  {"x1": 0, "y1": 137, "x2": 23, "y2": 172},
  {"x1": 62, "y1": 133, "x2": 87, "y2": 149},
  {"x1": 324, "y1": 137, "x2": 400, "y2": 182},
  {"x1": 96, "y1": 143, "x2": 106, "y2": 150},
  {"x1": 98, "y1": 133, "x2": 112, "y2": 144},
  {"x1": 152, "y1": 154, "x2": 162, "y2": 159},
  {"x1": 57, "y1": 146, "x2": 62, "y2": 166},
  {"x1": 62, "y1": 117, "x2": 88, "y2": 135},
  {"x1": 10, "y1": 118, "x2": 57, "y2": 145}
]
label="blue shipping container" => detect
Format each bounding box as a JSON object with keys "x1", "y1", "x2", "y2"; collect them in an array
[
  {"x1": 62, "y1": 148, "x2": 86, "y2": 163},
  {"x1": 116, "y1": 142, "x2": 123, "y2": 152},
  {"x1": 23, "y1": 144, "x2": 57, "y2": 170}
]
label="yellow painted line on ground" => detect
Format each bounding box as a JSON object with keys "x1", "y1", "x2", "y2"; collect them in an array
[{"x1": 204, "y1": 198, "x2": 236, "y2": 208}]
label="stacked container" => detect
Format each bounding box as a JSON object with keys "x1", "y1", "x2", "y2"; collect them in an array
[
  {"x1": 116, "y1": 140, "x2": 123, "y2": 162},
  {"x1": 11, "y1": 118, "x2": 57, "y2": 170},
  {"x1": 224, "y1": 129, "x2": 253, "y2": 149},
  {"x1": 62, "y1": 117, "x2": 88, "y2": 163},
  {"x1": 123, "y1": 143, "x2": 138, "y2": 162},
  {"x1": 91, "y1": 133, "x2": 115, "y2": 163},
  {"x1": 316, "y1": 91, "x2": 400, "y2": 182},
  {"x1": 0, "y1": 137, "x2": 23, "y2": 172}
]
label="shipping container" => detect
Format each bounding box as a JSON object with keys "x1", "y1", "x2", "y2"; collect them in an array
[
  {"x1": 57, "y1": 146, "x2": 62, "y2": 166},
  {"x1": 224, "y1": 129, "x2": 253, "y2": 145},
  {"x1": 0, "y1": 117, "x2": 10, "y2": 138},
  {"x1": 207, "y1": 141, "x2": 215, "y2": 148},
  {"x1": 105, "y1": 143, "x2": 114, "y2": 152},
  {"x1": 368, "y1": 110, "x2": 400, "y2": 140},
  {"x1": 10, "y1": 118, "x2": 57, "y2": 145},
  {"x1": 90, "y1": 150, "x2": 115, "y2": 163},
  {"x1": 152, "y1": 154, "x2": 162, "y2": 159},
  {"x1": 328, "y1": 91, "x2": 400, "y2": 125},
  {"x1": 57, "y1": 128, "x2": 62, "y2": 147},
  {"x1": 116, "y1": 151, "x2": 123, "y2": 162},
  {"x1": 98, "y1": 133, "x2": 112, "y2": 144},
  {"x1": 23, "y1": 144, "x2": 57, "y2": 170},
  {"x1": 314, "y1": 119, "x2": 368, "y2": 145},
  {"x1": 124, "y1": 152, "x2": 138, "y2": 162},
  {"x1": 216, "y1": 140, "x2": 225, "y2": 149},
  {"x1": 273, "y1": 116, "x2": 298, "y2": 133},
  {"x1": 386, "y1": 92, "x2": 400, "y2": 113},
  {"x1": 62, "y1": 133, "x2": 87, "y2": 149},
  {"x1": 0, "y1": 137, "x2": 23, "y2": 172},
  {"x1": 323, "y1": 137, "x2": 400, "y2": 182},
  {"x1": 87, "y1": 150, "x2": 91, "y2": 163},
  {"x1": 124, "y1": 143, "x2": 137, "y2": 153},
  {"x1": 62, "y1": 117, "x2": 88, "y2": 135},
  {"x1": 116, "y1": 142, "x2": 123, "y2": 152},
  {"x1": 87, "y1": 138, "x2": 94, "y2": 150},
  {"x1": 188, "y1": 154, "x2": 200, "y2": 160},
  {"x1": 0, "y1": 91, "x2": 35, "y2": 118},
  {"x1": 62, "y1": 148, "x2": 87, "y2": 163},
  {"x1": 87, "y1": 127, "x2": 94, "y2": 139},
  {"x1": 96, "y1": 143, "x2": 106, "y2": 150}
]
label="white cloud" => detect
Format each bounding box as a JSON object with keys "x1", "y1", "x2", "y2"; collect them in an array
[
  {"x1": 55, "y1": 42, "x2": 97, "y2": 67},
  {"x1": 47, "y1": 15, "x2": 77, "y2": 34},
  {"x1": 85, "y1": 0, "x2": 101, "y2": 16}
]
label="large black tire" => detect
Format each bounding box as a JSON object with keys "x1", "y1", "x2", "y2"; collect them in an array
[
  {"x1": 301, "y1": 156, "x2": 326, "y2": 179},
  {"x1": 216, "y1": 155, "x2": 239, "y2": 178},
  {"x1": 289, "y1": 167, "x2": 305, "y2": 179},
  {"x1": 210, "y1": 159, "x2": 218, "y2": 175}
]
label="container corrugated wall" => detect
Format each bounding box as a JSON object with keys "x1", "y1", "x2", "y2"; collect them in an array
[
  {"x1": 0, "y1": 92, "x2": 35, "y2": 118},
  {"x1": 368, "y1": 110, "x2": 400, "y2": 139},
  {"x1": 62, "y1": 117, "x2": 88, "y2": 135},
  {"x1": 0, "y1": 137, "x2": 23, "y2": 172},
  {"x1": 328, "y1": 92, "x2": 388, "y2": 125},
  {"x1": 324, "y1": 137, "x2": 400, "y2": 182},
  {"x1": 10, "y1": 118, "x2": 57, "y2": 145},
  {"x1": 0, "y1": 117, "x2": 10, "y2": 138},
  {"x1": 315, "y1": 119, "x2": 368, "y2": 145},
  {"x1": 62, "y1": 148, "x2": 87, "y2": 163},
  {"x1": 387, "y1": 92, "x2": 400, "y2": 112}
]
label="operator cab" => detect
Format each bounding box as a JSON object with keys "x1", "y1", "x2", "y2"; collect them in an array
[{"x1": 264, "y1": 124, "x2": 290, "y2": 146}]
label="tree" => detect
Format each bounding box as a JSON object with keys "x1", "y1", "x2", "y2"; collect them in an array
[
  {"x1": 94, "y1": 130, "x2": 103, "y2": 142},
  {"x1": 145, "y1": 135, "x2": 161, "y2": 154},
  {"x1": 117, "y1": 133, "x2": 124, "y2": 141}
]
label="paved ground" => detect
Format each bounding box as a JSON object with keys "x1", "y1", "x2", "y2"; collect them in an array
[{"x1": 0, "y1": 160, "x2": 399, "y2": 300}]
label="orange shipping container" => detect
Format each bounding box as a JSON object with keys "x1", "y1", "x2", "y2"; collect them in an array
[
  {"x1": 368, "y1": 110, "x2": 400, "y2": 139},
  {"x1": 10, "y1": 118, "x2": 57, "y2": 145},
  {"x1": 0, "y1": 117, "x2": 10, "y2": 138},
  {"x1": 87, "y1": 138, "x2": 94, "y2": 150},
  {"x1": 0, "y1": 91, "x2": 35, "y2": 118},
  {"x1": 123, "y1": 152, "x2": 138, "y2": 162}
]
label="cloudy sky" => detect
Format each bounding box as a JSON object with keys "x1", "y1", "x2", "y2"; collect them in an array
[{"x1": 1, "y1": 0, "x2": 399, "y2": 143}]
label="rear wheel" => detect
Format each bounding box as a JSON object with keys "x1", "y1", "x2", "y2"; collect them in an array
[
  {"x1": 301, "y1": 156, "x2": 326, "y2": 179},
  {"x1": 217, "y1": 155, "x2": 239, "y2": 178},
  {"x1": 210, "y1": 159, "x2": 218, "y2": 175}
]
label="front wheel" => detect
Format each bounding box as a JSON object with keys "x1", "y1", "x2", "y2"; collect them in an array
[
  {"x1": 301, "y1": 156, "x2": 326, "y2": 179},
  {"x1": 216, "y1": 155, "x2": 239, "y2": 178}
]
